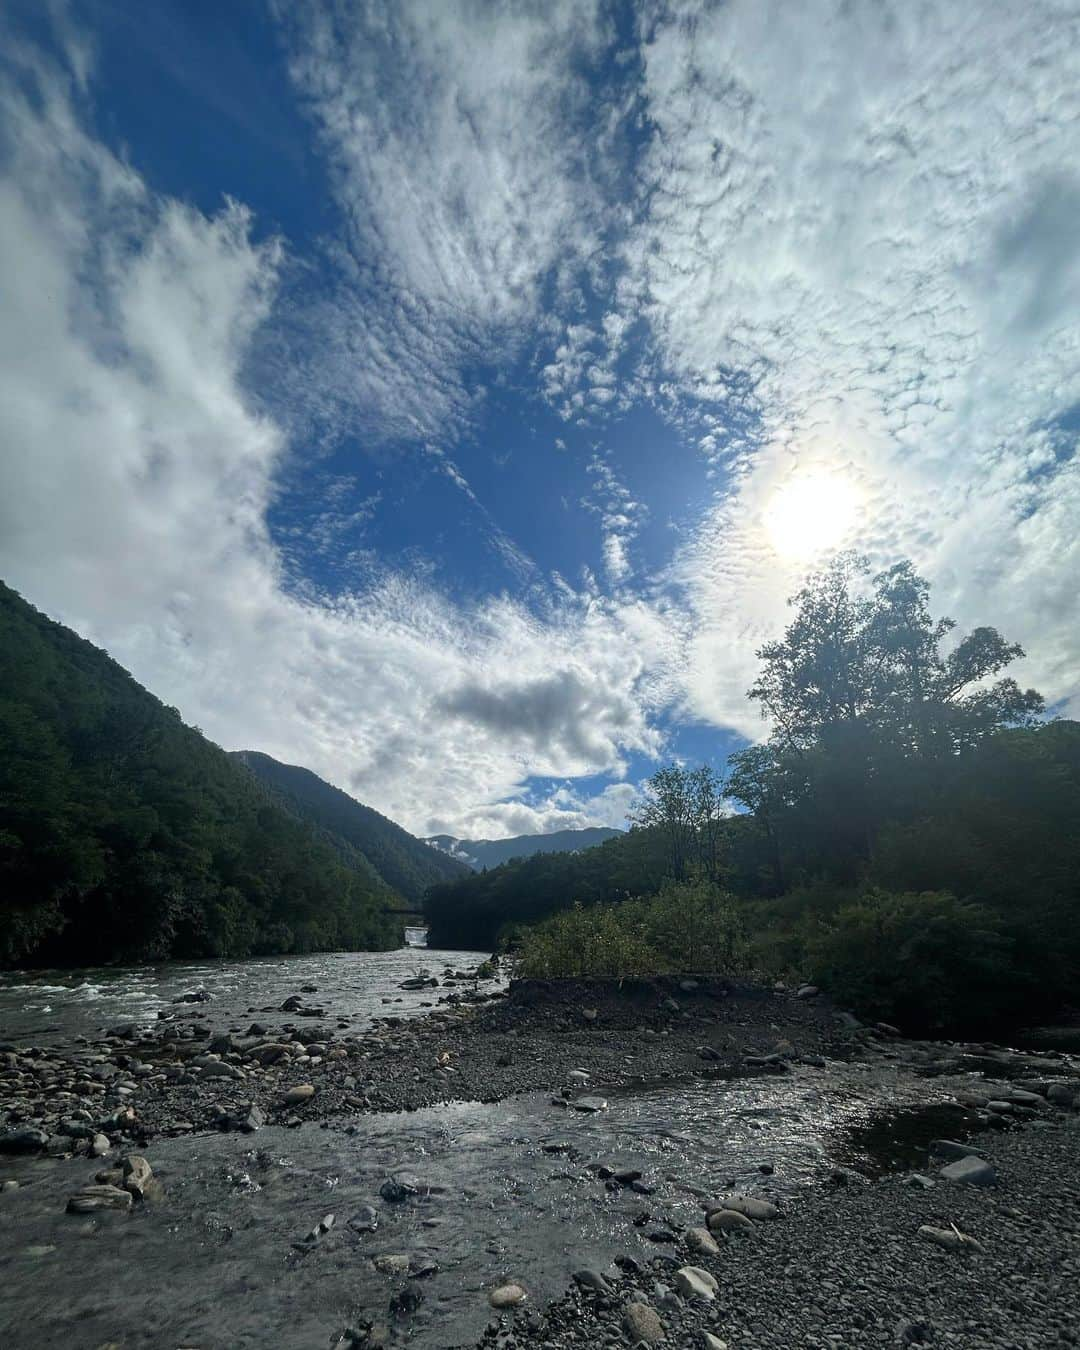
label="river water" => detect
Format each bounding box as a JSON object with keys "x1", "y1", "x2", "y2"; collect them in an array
[
  {"x1": 0, "y1": 946, "x2": 490, "y2": 1047},
  {"x1": 0, "y1": 949, "x2": 999, "y2": 1349}
]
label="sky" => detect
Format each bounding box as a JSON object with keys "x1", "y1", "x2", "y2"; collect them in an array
[{"x1": 1, "y1": 0, "x2": 1079, "y2": 840}]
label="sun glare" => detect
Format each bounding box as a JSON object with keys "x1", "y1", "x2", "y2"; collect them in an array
[{"x1": 763, "y1": 470, "x2": 861, "y2": 560}]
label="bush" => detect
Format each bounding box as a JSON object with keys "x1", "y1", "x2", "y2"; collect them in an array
[
  {"x1": 516, "y1": 879, "x2": 747, "y2": 979},
  {"x1": 804, "y1": 888, "x2": 1014, "y2": 1032}
]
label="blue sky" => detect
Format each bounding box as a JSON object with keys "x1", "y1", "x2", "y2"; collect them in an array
[{"x1": 2, "y1": 1, "x2": 1079, "y2": 838}]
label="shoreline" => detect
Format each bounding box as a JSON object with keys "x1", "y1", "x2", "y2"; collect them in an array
[{"x1": 2, "y1": 970, "x2": 1078, "y2": 1349}]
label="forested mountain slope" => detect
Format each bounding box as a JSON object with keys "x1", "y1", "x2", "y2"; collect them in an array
[
  {"x1": 0, "y1": 581, "x2": 400, "y2": 965},
  {"x1": 233, "y1": 751, "x2": 469, "y2": 903},
  {"x1": 426, "y1": 826, "x2": 623, "y2": 871}
]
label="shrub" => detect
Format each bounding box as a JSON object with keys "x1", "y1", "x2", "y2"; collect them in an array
[
  {"x1": 804, "y1": 888, "x2": 1013, "y2": 1032},
  {"x1": 516, "y1": 879, "x2": 747, "y2": 979}
]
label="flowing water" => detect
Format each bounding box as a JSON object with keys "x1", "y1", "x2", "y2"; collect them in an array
[
  {"x1": 0, "y1": 947, "x2": 492, "y2": 1047},
  {"x1": 0, "y1": 950, "x2": 997, "y2": 1349}
]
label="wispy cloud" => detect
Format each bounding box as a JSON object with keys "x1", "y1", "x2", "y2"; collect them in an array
[{"x1": 271, "y1": 0, "x2": 617, "y2": 445}]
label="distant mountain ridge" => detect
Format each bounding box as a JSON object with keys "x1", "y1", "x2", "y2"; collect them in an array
[
  {"x1": 233, "y1": 751, "x2": 469, "y2": 903},
  {"x1": 425, "y1": 826, "x2": 623, "y2": 872}
]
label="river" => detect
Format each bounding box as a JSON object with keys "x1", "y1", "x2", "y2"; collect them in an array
[
  {"x1": 0, "y1": 945, "x2": 487, "y2": 1048},
  {"x1": 0, "y1": 949, "x2": 1010, "y2": 1349}
]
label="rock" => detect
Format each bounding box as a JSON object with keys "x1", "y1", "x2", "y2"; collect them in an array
[
  {"x1": 66, "y1": 1184, "x2": 133, "y2": 1214},
  {"x1": 939, "y1": 1155, "x2": 997, "y2": 1187},
  {"x1": 702, "y1": 1336, "x2": 729, "y2": 1350},
  {"x1": 348, "y1": 1205, "x2": 379, "y2": 1233},
  {"x1": 918, "y1": 1224, "x2": 985, "y2": 1254},
  {"x1": 284, "y1": 1084, "x2": 316, "y2": 1105},
  {"x1": 685, "y1": 1226, "x2": 720, "y2": 1256},
  {"x1": 299, "y1": 1213, "x2": 335, "y2": 1246},
  {"x1": 1, "y1": 1180, "x2": 20, "y2": 1194},
  {"x1": 226, "y1": 1103, "x2": 265, "y2": 1133},
  {"x1": 679, "y1": 979, "x2": 699, "y2": 992},
  {"x1": 489, "y1": 1283, "x2": 527, "y2": 1308},
  {"x1": 715, "y1": 1194, "x2": 780, "y2": 1221},
  {"x1": 707, "y1": 1208, "x2": 755, "y2": 1235},
  {"x1": 250, "y1": 1043, "x2": 291, "y2": 1066},
  {"x1": 622, "y1": 1301, "x2": 664, "y2": 1345},
  {"x1": 408, "y1": 1254, "x2": 439, "y2": 1278},
  {"x1": 795, "y1": 984, "x2": 819, "y2": 999},
  {"x1": 373, "y1": 1253, "x2": 411, "y2": 1275},
  {"x1": 697, "y1": 1045, "x2": 722, "y2": 1061},
  {"x1": 582, "y1": 1008, "x2": 598, "y2": 1023},
  {"x1": 89, "y1": 1133, "x2": 110, "y2": 1157},
  {"x1": 572, "y1": 1268, "x2": 612, "y2": 1294},
  {"x1": 675, "y1": 1266, "x2": 718, "y2": 1300},
  {"x1": 1048, "y1": 1083, "x2": 1079, "y2": 1108},
  {"x1": 122, "y1": 1155, "x2": 153, "y2": 1197},
  {"x1": 929, "y1": 1139, "x2": 985, "y2": 1162},
  {"x1": 380, "y1": 1176, "x2": 419, "y2": 1203},
  {"x1": 0, "y1": 1127, "x2": 48, "y2": 1154},
  {"x1": 570, "y1": 1096, "x2": 608, "y2": 1113},
  {"x1": 659, "y1": 997, "x2": 681, "y2": 1015},
  {"x1": 568, "y1": 1069, "x2": 591, "y2": 1083}
]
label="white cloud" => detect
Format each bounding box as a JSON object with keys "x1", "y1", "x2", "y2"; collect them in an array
[
  {"x1": 440, "y1": 780, "x2": 641, "y2": 842},
  {"x1": 0, "y1": 32, "x2": 677, "y2": 838},
  {"x1": 272, "y1": 0, "x2": 616, "y2": 444},
  {"x1": 626, "y1": 0, "x2": 1080, "y2": 728}
]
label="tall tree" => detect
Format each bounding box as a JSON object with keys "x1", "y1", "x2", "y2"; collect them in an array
[{"x1": 632, "y1": 763, "x2": 727, "y2": 881}]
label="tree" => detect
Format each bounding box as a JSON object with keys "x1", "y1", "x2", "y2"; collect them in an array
[
  {"x1": 747, "y1": 554, "x2": 1043, "y2": 756},
  {"x1": 631, "y1": 763, "x2": 727, "y2": 881}
]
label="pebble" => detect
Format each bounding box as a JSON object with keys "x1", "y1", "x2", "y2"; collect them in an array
[
  {"x1": 675, "y1": 1265, "x2": 718, "y2": 1300},
  {"x1": 716, "y1": 1194, "x2": 781, "y2": 1221},
  {"x1": 939, "y1": 1156, "x2": 997, "y2": 1187},
  {"x1": 707, "y1": 1208, "x2": 755, "y2": 1235},
  {"x1": 685, "y1": 1226, "x2": 721, "y2": 1256},
  {"x1": 622, "y1": 1301, "x2": 664, "y2": 1345},
  {"x1": 66, "y1": 1184, "x2": 133, "y2": 1214},
  {"x1": 284, "y1": 1084, "x2": 316, "y2": 1105},
  {"x1": 489, "y1": 1283, "x2": 527, "y2": 1308}
]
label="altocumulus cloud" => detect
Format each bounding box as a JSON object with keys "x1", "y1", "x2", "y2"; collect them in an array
[{"x1": 622, "y1": 0, "x2": 1080, "y2": 731}]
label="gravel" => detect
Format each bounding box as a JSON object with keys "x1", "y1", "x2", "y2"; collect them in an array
[{"x1": 480, "y1": 1120, "x2": 1080, "y2": 1349}]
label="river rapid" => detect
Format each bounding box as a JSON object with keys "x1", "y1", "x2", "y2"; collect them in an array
[{"x1": 0, "y1": 949, "x2": 1040, "y2": 1349}]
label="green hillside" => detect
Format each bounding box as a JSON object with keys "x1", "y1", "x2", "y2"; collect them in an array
[
  {"x1": 233, "y1": 750, "x2": 469, "y2": 903},
  {"x1": 0, "y1": 581, "x2": 401, "y2": 965}
]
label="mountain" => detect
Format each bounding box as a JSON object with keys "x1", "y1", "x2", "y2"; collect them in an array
[
  {"x1": 426, "y1": 826, "x2": 624, "y2": 872},
  {"x1": 232, "y1": 751, "x2": 469, "y2": 903},
  {"x1": 0, "y1": 580, "x2": 401, "y2": 966}
]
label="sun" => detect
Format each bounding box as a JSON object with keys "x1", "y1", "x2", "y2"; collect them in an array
[{"x1": 763, "y1": 469, "x2": 861, "y2": 560}]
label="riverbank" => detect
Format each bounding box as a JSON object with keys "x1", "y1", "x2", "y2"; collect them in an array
[{"x1": 1, "y1": 964, "x2": 1078, "y2": 1348}]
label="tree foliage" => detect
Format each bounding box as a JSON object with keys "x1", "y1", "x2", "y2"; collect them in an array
[{"x1": 0, "y1": 582, "x2": 401, "y2": 965}]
